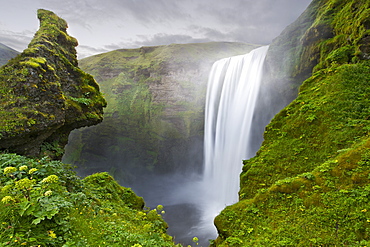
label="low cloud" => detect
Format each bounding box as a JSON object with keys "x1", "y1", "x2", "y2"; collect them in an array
[
  {"x1": 0, "y1": 30, "x2": 33, "y2": 52},
  {"x1": 76, "y1": 45, "x2": 110, "y2": 59},
  {"x1": 1, "y1": 0, "x2": 313, "y2": 57},
  {"x1": 38, "y1": 0, "x2": 312, "y2": 46},
  {"x1": 92, "y1": 33, "x2": 213, "y2": 56},
  {"x1": 132, "y1": 33, "x2": 211, "y2": 47}
]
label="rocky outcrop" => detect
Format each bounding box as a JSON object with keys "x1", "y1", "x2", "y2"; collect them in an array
[
  {"x1": 64, "y1": 42, "x2": 259, "y2": 179},
  {"x1": 0, "y1": 9, "x2": 106, "y2": 159},
  {"x1": 0, "y1": 43, "x2": 19, "y2": 66}
]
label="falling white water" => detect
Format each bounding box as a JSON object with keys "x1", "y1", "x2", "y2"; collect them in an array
[
  {"x1": 162, "y1": 46, "x2": 270, "y2": 245},
  {"x1": 201, "y1": 45, "x2": 269, "y2": 224}
]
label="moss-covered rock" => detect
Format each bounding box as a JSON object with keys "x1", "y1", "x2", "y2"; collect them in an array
[
  {"x1": 213, "y1": 0, "x2": 370, "y2": 245},
  {"x1": 83, "y1": 172, "x2": 145, "y2": 210},
  {"x1": 0, "y1": 9, "x2": 106, "y2": 159}
]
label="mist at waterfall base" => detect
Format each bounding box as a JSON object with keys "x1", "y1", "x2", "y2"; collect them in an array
[{"x1": 126, "y1": 46, "x2": 272, "y2": 246}]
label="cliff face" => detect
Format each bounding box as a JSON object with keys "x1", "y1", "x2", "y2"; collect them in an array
[
  {"x1": 63, "y1": 42, "x2": 259, "y2": 179},
  {"x1": 213, "y1": 0, "x2": 370, "y2": 245},
  {"x1": 265, "y1": 0, "x2": 370, "y2": 97},
  {"x1": 0, "y1": 9, "x2": 106, "y2": 159},
  {"x1": 0, "y1": 43, "x2": 19, "y2": 66}
]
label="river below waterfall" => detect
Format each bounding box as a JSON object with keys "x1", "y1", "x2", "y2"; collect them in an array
[{"x1": 127, "y1": 174, "x2": 216, "y2": 246}]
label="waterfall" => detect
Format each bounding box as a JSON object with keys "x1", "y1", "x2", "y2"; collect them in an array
[
  {"x1": 161, "y1": 46, "x2": 271, "y2": 245},
  {"x1": 202, "y1": 45, "x2": 269, "y2": 220}
]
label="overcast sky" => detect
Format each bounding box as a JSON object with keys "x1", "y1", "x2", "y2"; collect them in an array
[{"x1": 0, "y1": 0, "x2": 312, "y2": 58}]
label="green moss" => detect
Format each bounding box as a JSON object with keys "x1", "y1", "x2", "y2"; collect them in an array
[
  {"x1": 69, "y1": 96, "x2": 94, "y2": 106},
  {"x1": 83, "y1": 172, "x2": 144, "y2": 210},
  {"x1": 240, "y1": 61, "x2": 370, "y2": 200},
  {"x1": 19, "y1": 57, "x2": 47, "y2": 69},
  {"x1": 312, "y1": 0, "x2": 369, "y2": 72}
]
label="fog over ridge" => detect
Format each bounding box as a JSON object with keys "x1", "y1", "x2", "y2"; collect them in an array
[{"x1": 0, "y1": 0, "x2": 312, "y2": 58}]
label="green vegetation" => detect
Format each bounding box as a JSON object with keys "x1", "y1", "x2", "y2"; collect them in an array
[
  {"x1": 215, "y1": 138, "x2": 370, "y2": 246},
  {"x1": 0, "y1": 153, "x2": 178, "y2": 246},
  {"x1": 239, "y1": 61, "x2": 370, "y2": 200},
  {"x1": 213, "y1": 0, "x2": 370, "y2": 245}
]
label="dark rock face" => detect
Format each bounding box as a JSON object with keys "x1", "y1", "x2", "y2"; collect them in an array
[{"x1": 0, "y1": 9, "x2": 106, "y2": 159}]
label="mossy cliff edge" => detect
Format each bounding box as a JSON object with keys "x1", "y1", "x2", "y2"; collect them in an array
[
  {"x1": 0, "y1": 9, "x2": 106, "y2": 159},
  {"x1": 213, "y1": 0, "x2": 370, "y2": 246}
]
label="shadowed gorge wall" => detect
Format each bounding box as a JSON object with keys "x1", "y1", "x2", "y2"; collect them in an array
[
  {"x1": 0, "y1": 9, "x2": 106, "y2": 159},
  {"x1": 213, "y1": 0, "x2": 370, "y2": 245},
  {"x1": 63, "y1": 42, "x2": 260, "y2": 180}
]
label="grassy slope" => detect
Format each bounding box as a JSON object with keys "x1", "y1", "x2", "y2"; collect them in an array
[{"x1": 213, "y1": 0, "x2": 370, "y2": 246}]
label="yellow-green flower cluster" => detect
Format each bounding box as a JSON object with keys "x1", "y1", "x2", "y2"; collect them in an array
[
  {"x1": 192, "y1": 237, "x2": 199, "y2": 243},
  {"x1": 47, "y1": 230, "x2": 57, "y2": 239},
  {"x1": 3, "y1": 167, "x2": 17, "y2": 174},
  {"x1": 41, "y1": 175, "x2": 59, "y2": 183},
  {"x1": 1, "y1": 196, "x2": 15, "y2": 204},
  {"x1": 1, "y1": 184, "x2": 12, "y2": 193},
  {"x1": 44, "y1": 190, "x2": 53, "y2": 196},
  {"x1": 19, "y1": 165, "x2": 28, "y2": 171},
  {"x1": 15, "y1": 178, "x2": 36, "y2": 190},
  {"x1": 29, "y1": 168, "x2": 38, "y2": 174}
]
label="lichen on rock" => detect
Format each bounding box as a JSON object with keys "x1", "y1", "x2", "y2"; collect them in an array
[{"x1": 0, "y1": 9, "x2": 106, "y2": 159}]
